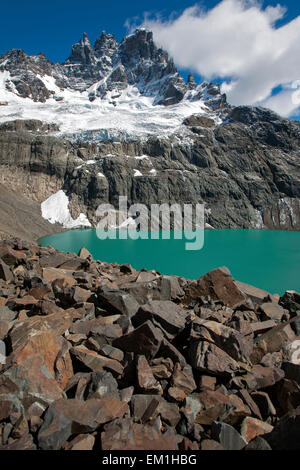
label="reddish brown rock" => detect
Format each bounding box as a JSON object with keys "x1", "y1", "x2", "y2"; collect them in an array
[
  {"x1": 179, "y1": 437, "x2": 199, "y2": 450},
  {"x1": 0, "y1": 432, "x2": 36, "y2": 450},
  {"x1": 26, "y1": 401, "x2": 46, "y2": 419},
  {"x1": 101, "y1": 418, "x2": 178, "y2": 450},
  {"x1": 260, "y1": 301, "x2": 287, "y2": 322},
  {"x1": 250, "y1": 320, "x2": 277, "y2": 335},
  {"x1": 69, "y1": 317, "x2": 106, "y2": 336},
  {"x1": 231, "y1": 365, "x2": 284, "y2": 391},
  {"x1": 0, "y1": 355, "x2": 65, "y2": 408},
  {"x1": 0, "y1": 306, "x2": 17, "y2": 322},
  {"x1": 39, "y1": 252, "x2": 72, "y2": 269},
  {"x1": 151, "y1": 358, "x2": 173, "y2": 380},
  {"x1": 85, "y1": 337, "x2": 101, "y2": 352},
  {"x1": 131, "y1": 394, "x2": 180, "y2": 427},
  {"x1": 42, "y1": 267, "x2": 76, "y2": 286},
  {"x1": 7, "y1": 295, "x2": 38, "y2": 310},
  {"x1": 57, "y1": 257, "x2": 86, "y2": 271},
  {"x1": 10, "y1": 413, "x2": 29, "y2": 439},
  {"x1": 29, "y1": 415, "x2": 43, "y2": 434},
  {"x1": 189, "y1": 340, "x2": 239, "y2": 377},
  {"x1": 241, "y1": 417, "x2": 274, "y2": 443},
  {"x1": 11, "y1": 330, "x2": 73, "y2": 389},
  {"x1": 136, "y1": 355, "x2": 162, "y2": 394},
  {"x1": 168, "y1": 387, "x2": 187, "y2": 402},
  {"x1": 64, "y1": 434, "x2": 95, "y2": 450},
  {"x1": 251, "y1": 322, "x2": 295, "y2": 363},
  {"x1": 98, "y1": 344, "x2": 124, "y2": 362},
  {"x1": 193, "y1": 320, "x2": 253, "y2": 362},
  {"x1": 159, "y1": 337, "x2": 187, "y2": 367},
  {"x1": 171, "y1": 364, "x2": 196, "y2": 394},
  {"x1": 8, "y1": 310, "x2": 75, "y2": 350},
  {"x1": 54, "y1": 285, "x2": 91, "y2": 307},
  {"x1": 97, "y1": 286, "x2": 140, "y2": 317},
  {"x1": 0, "y1": 245, "x2": 25, "y2": 266},
  {"x1": 184, "y1": 389, "x2": 250, "y2": 428},
  {"x1": 113, "y1": 320, "x2": 163, "y2": 359},
  {"x1": 234, "y1": 281, "x2": 269, "y2": 305},
  {"x1": 37, "y1": 299, "x2": 64, "y2": 316},
  {"x1": 237, "y1": 389, "x2": 262, "y2": 420},
  {"x1": 184, "y1": 391, "x2": 230, "y2": 426},
  {"x1": 90, "y1": 323, "x2": 122, "y2": 345},
  {"x1": 96, "y1": 314, "x2": 121, "y2": 325},
  {"x1": 120, "y1": 386, "x2": 134, "y2": 404},
  {"x1": 0, "y1": 399, "x2": 16, "y2": 421},
  {"x1": 140, "y1": 397, "x2": 160, "y2": 423},
  {"x1": 198, "y1": 375, "x2": 216, "y2": 391},
  {"x1": 65, "y1": 333, "x2": 87, "y2": 346},
  {"x1": 225, "y1": 393, "x2": 251, "y2": 426},
  {"x1": 251, "y1": 365, "x2": 285, "y2": 390},
  {"x1": 28, "y1": 284, "x2": 52, "y2": 300},
  {"x1": 260, "y1": 351, "x2": 282, "y2": 368},
  {"x1": 1, "y1": 239, "x2": 300, "y2": 451},
  {"x1": 133, "y1": 300, "x2": 187, "y2": 340},
  {"x1": 70, "y1": 345, "x2": 123, "y2": 376},
  {"x1": 38, "y1": 397, "x2": 127, "y2": 449},
  {"x1": 184, "y1": 267, "x2": 249, "y2": 309},
  {"x1": 78, "y1": 247, "x2": 92, "y2": 260}
]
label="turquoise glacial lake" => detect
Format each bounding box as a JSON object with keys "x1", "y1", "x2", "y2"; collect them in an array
[{"x1": 39, "y1": 229, "x2": 300, "y2": 295}]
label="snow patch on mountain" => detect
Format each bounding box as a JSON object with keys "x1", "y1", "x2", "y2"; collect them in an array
[
  {"x1": 0, "y1": 29, "x2": 228, "y2": 141},
  {"x1": 41, "y1": 190, "x2": 91, "y2": 228}
]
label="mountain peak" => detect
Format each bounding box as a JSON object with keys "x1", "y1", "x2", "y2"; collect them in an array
[
  {"x1": 0, "y1": 28, "x2": 229, "y2": 136},
  {"x1": 94, "y1": 31, "x2": 118, "y2": 61},
  {"x1": 120, "y1": 28, "x2": 156, "y2": 63},
  {"x1": 65, "y1": 33, "x2": 94, "y2": 65}
]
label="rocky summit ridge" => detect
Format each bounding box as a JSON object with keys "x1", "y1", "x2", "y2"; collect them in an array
[
  {"x1": 0, "y1": 237, "x2": 300, "y2": 450},
  {"x1": 0, "y1": 29, "x2": 226, "y2": 125}
]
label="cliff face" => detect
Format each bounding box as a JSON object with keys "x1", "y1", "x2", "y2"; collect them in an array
[{"x1": 0, "y1": 106, "x2": 299, "y2": 234}]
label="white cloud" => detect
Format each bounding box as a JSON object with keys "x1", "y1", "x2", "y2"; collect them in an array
[{"x1": 139, "y1": 0, "x2": 300, "y2": 117}]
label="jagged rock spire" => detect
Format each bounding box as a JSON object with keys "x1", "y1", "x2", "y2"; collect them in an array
[
  {"x1": 94, "y1": 31, "x2": 118, "y2": 59},
  {"x1": 187, "y1": 73, "x2": 197, "y2": 89},
  {"x1": 65, "y1": 33, "x2": 95, "y2": 65}
]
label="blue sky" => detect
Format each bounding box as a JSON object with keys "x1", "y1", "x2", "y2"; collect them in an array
[
  {"x1": 0, "y1": 1, "x2": 298, "y2": 61},
  {"x1": 0, "y1": 0, "x2": 210, "y2": 61},
  {"x1": 0, "y1": 1, "x2": 299, "y2": 118}
]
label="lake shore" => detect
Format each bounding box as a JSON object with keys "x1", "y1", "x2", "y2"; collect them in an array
[{"x1": 39, "y1": 227, "x2": 300, "y2": 295}]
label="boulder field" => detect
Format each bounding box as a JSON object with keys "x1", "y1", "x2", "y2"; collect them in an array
[{"x1": 0, "y1": 237, "x2": 300, "y2": 450}]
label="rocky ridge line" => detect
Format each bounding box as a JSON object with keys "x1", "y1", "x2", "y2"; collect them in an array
[{"x1": 0, "y1": 29, "x2": 227, "y2": 110}]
